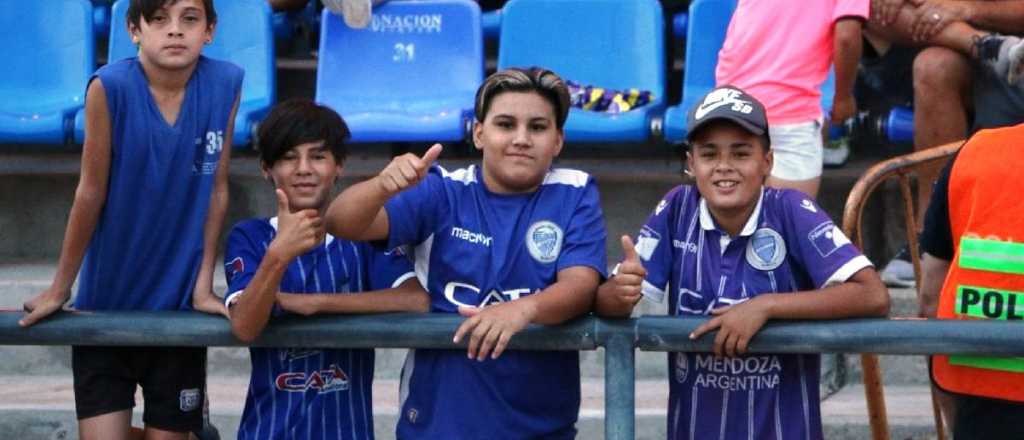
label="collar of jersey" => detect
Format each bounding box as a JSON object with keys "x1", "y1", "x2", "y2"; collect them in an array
[
  {"x1": 698, "y1": 186, "x2": 764, "y2": 237},
  {"x1": 269, "y1": 216, "x2": 335, "y2": 247}
]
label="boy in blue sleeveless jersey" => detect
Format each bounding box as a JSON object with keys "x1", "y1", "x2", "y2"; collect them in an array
[
  {"x1": 224, "y1": 99, "x2": 428, "y2": 440},
  {"x1": 19, "y1": 0, "x2": 242, "y2": 438},
  {"x1": 325, "y1": 68, "x2": 608, "y2": 439},
  {"x1": 597, "y1": 86, "x2": 890, "y2": 440}
]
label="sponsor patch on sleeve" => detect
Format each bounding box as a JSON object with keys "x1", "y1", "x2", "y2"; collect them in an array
[
  {"x1": 808, "y1": 222, "x2": 852, "y2": 258},
  {"x1": 225, "y1": 256, "x2": 244, "y2": 279},
  {"x1": 636, "y1": 226, "x2": 661, "y2": 261}
]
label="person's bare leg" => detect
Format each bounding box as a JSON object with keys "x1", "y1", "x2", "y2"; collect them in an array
[
  {"x1": 79, "y1": 410, "x2": 133, "y2": 440},
  {"x1": 912, "y1": 47, "x2": 971, "y2": 226},
  {"x1": 143, "y1": 426, "x2": 190, "y2": 440},
  {"x1": 766, "y1": 176, "x2": 820, "y2": 199}
]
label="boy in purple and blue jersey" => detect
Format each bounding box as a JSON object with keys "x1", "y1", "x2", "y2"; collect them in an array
[
  {"x1": 597, "y1": 86, "x2": 889, "y2": 440},
  {"x1": 224, "y1": 100, "x2": 428, "y2": 440},
  {"x1": 325, "y1": 68, "x2": 607, "y2": 439}
]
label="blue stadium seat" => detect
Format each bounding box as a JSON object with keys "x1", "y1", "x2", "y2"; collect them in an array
[
  {"x1": 481, "y1": 9, "x2": 501, "y2": 39},
  {"x1": 316, "y1": 0, "x2": 483, "y2": 143},
  {"x1": 664, "y1": 0, "x2": 836, "y2": 144},
  {"x1": 76, "y1": 0, "x2": 276, "y2": 147},
  {"x1": 0, "y1": 1, "x2": 94, "y2": 144},
  {"x1": 497, "y1": 0, "x2": 665, "y2": 143}
]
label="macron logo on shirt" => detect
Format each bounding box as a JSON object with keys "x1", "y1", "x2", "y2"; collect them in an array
[{"x1": 451, "y1": 227, "x2": 492, "y2": 247}]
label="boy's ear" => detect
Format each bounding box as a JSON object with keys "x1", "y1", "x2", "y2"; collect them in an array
[
  {"x1": 684, "y1": 150, "x2": 694, "y2": 177},
  {"x1": 471, "y1": 121, "x2": 484, "y2": 151},
  {"x1": 205, "y1": 22, "x2": 216, "y2": 44},
  {"x1": 128, "y1": 23, "x2": 140, "y2": 44},
  {"x1": 260, "y1": 163, "x2": 274, "y2": 185}
]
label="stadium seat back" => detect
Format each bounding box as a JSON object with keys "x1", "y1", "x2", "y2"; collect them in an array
[
  {"x1": 0, "y1": 0, "x2": 94, "y2": 143},
  {"x1": 316, "y1": 0, "x2": 483, "y2": 142},
  {"x1": 107, "y1": 0, "x2": 275, "y2": 146},
  {"x1": 497, "y1": 0, "x2": 665, "y2": 142},
  {"x1": 498, "y1": 0, "x2": 664, "y2": 96},
  {"x1": 680, "y1": 0, "x2": 736, "y2": 122}
]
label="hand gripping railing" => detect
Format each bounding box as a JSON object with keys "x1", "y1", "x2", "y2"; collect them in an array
[
  {"x1": 841, "y1": 141, "x2": 964, "y2": 440},
  {"x1": 4, "y1": 308, "x2": 1024, "y2": 439}
]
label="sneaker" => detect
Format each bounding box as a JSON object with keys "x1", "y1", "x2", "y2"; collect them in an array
[
  {"x1": 881, "y1": 246, "x2": 916, "y2": 288},
  {"x1": 974, "y1": 34, "x2": 1023, "y2": 84},
  {"x1": 823, "y1": 137, "x2": 851, "y2": 168}
]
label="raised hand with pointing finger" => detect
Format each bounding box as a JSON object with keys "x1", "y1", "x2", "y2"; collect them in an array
[
  {"x1": 594, "y1": 235, "x2": 648, "y2": 317},
  {"x1": 376, "y1": 143, "x2": 443, "y2": 197}
]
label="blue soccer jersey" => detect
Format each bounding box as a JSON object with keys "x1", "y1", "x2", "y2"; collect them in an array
[
  {"x1": 384, "y1": 165, "x2": 607, "y2": 439},
  {"x1": 75, "y1": 56, "x2": 243, "y2": 311},
  {"x1": 224, "y1": 217, "x2": 415, "y2": 440},
  {"x1": 634, "y1": 186, "x2": 871, "y2": 440}
]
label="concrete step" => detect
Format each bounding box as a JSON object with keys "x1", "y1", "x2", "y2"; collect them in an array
[{"x1": 0, "y1": 376, "x2": 941, "y2": 440}]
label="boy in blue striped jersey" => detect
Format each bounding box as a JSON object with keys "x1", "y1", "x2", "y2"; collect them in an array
[{"x1": 224, "y1": 99, "x2": 428, "y2": 439}]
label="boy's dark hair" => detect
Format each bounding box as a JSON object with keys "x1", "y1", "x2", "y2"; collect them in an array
[
  {"x1": 474, "y1": 67, "x2": 571, "y2": 130},
  {"x1": 128, "y1": 0, "x2": 218, "y2": 29},
  {"x1": 257, "y1": 99, "x2": 351, "y2": 168}
]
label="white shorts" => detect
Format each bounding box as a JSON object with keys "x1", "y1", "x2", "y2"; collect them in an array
[{"x1": 769, "y1": 119, "x2": 823, "y2": 181}]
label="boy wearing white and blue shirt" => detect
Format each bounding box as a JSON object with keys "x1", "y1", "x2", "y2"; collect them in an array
[
  {"x1": 597, "y1": 86, "x2": 889, "y2": 440},
  {"x1": 326, "y1": 68, "x2": 607, "y2": 439},
  {"x1": 225, "y1": 100, "x2": 427, "y2": 439}
]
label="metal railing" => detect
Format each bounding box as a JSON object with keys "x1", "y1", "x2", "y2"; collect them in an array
[
  {"x1": 842, "y1": 141, "x2": 963, "y2": 440},
  {"x1": 3, "y1": 310, "x2": 1024, "y2": 439}
]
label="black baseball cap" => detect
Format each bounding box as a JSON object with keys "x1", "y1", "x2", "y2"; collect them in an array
[{"x1": 686, "y1": 85, "x2": 769, "y2": 144}]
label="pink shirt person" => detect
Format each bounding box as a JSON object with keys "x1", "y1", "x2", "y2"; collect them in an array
[{"x1": 716, "y1": 0, "x2": 869, "y2": 125}]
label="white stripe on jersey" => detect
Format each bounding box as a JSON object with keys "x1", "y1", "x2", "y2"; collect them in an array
[
  {"x1": 799, "y1": 355, "x2": 810, "y2": 440},
  {"x1": 719, "y1": 389, "x2": 730, "y2": 440},
  {"x1": 542, "y1": 168, "x2": 589, "y2": 188},
  {"x1": 348, "y1": 350, "x2": 358, "y2": 440},
  {"x1": 671, "y1": 382, "x2": 682, "y2": 439},
  {"x1": 392, "y1": 271, "x2": 417, "y2": 288},
  {"x1": 696, "y1": 223, "x2": 706, "y2": 291},
  {"x1": 268, "y1": 354, "x2": 277, "y2": 438},
  {"x1": 350, "y1": 242, "x2": 364, "y2": 292},
  {"x1": 748, "y1": 390, "x2": 754, "y2": 440},
  {"x1": 689, "y1": 384, "x2": 699, "y2": 440},
  {"x1": 399, "y1": 349, "x2": 416, "y2": 410},
  {"x1": 296, "y1": 256, "x2": 308, "y2": 287},
  {"x1": 414, "y1": 234, "x2": 434, "y2": 291},
  {"x1": 775, "y1": 388, "x2": 783, "y2": 440}
]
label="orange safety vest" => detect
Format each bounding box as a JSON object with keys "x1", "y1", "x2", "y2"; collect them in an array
[{"x1": 933, "y1": 124, "x2": 1024, "y2": 402}]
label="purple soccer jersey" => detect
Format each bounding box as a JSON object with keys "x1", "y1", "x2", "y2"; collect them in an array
[{"x1": 634, "y1": 186, "x2": 871, "y2": 440}]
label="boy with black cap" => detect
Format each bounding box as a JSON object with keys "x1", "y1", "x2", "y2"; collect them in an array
[{"x1": 596, "y1": 86, "x2": 889, "y2": 439}]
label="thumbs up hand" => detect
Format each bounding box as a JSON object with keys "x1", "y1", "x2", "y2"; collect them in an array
[
  {"x1": 269, "y1": 189, "x2": 324, "y2": 261},
  {"x1": 376, "y1": 144, "x2": 443, "y2": 196},
  {"x1": 609, "y1": 235, "x2": 648, "y2": 306}
]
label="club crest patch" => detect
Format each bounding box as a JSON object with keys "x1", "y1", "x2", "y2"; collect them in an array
[
  {"x1": 179, "y1": 388, "x2": 200, "y2": 412},
  {"x1": 526, "y1": 221, "x2": 563, "y2": 264},
  {"x1": 674, "y1": 352, "x2": 689, "y2": 383},
  {"x1": 746, "y1": 228, "x2": 786, "y2": 271}
]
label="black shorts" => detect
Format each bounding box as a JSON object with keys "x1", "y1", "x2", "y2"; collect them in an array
[
  {"x1": 952, "y1": 393, "x2": 1024, "y2": 440},
  {"x1": 972, "y1": 64, "x2": 1024, "y2": 133},
  {"x1": 72, "y1": 346, "x2": 206, "y2": 433}
]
